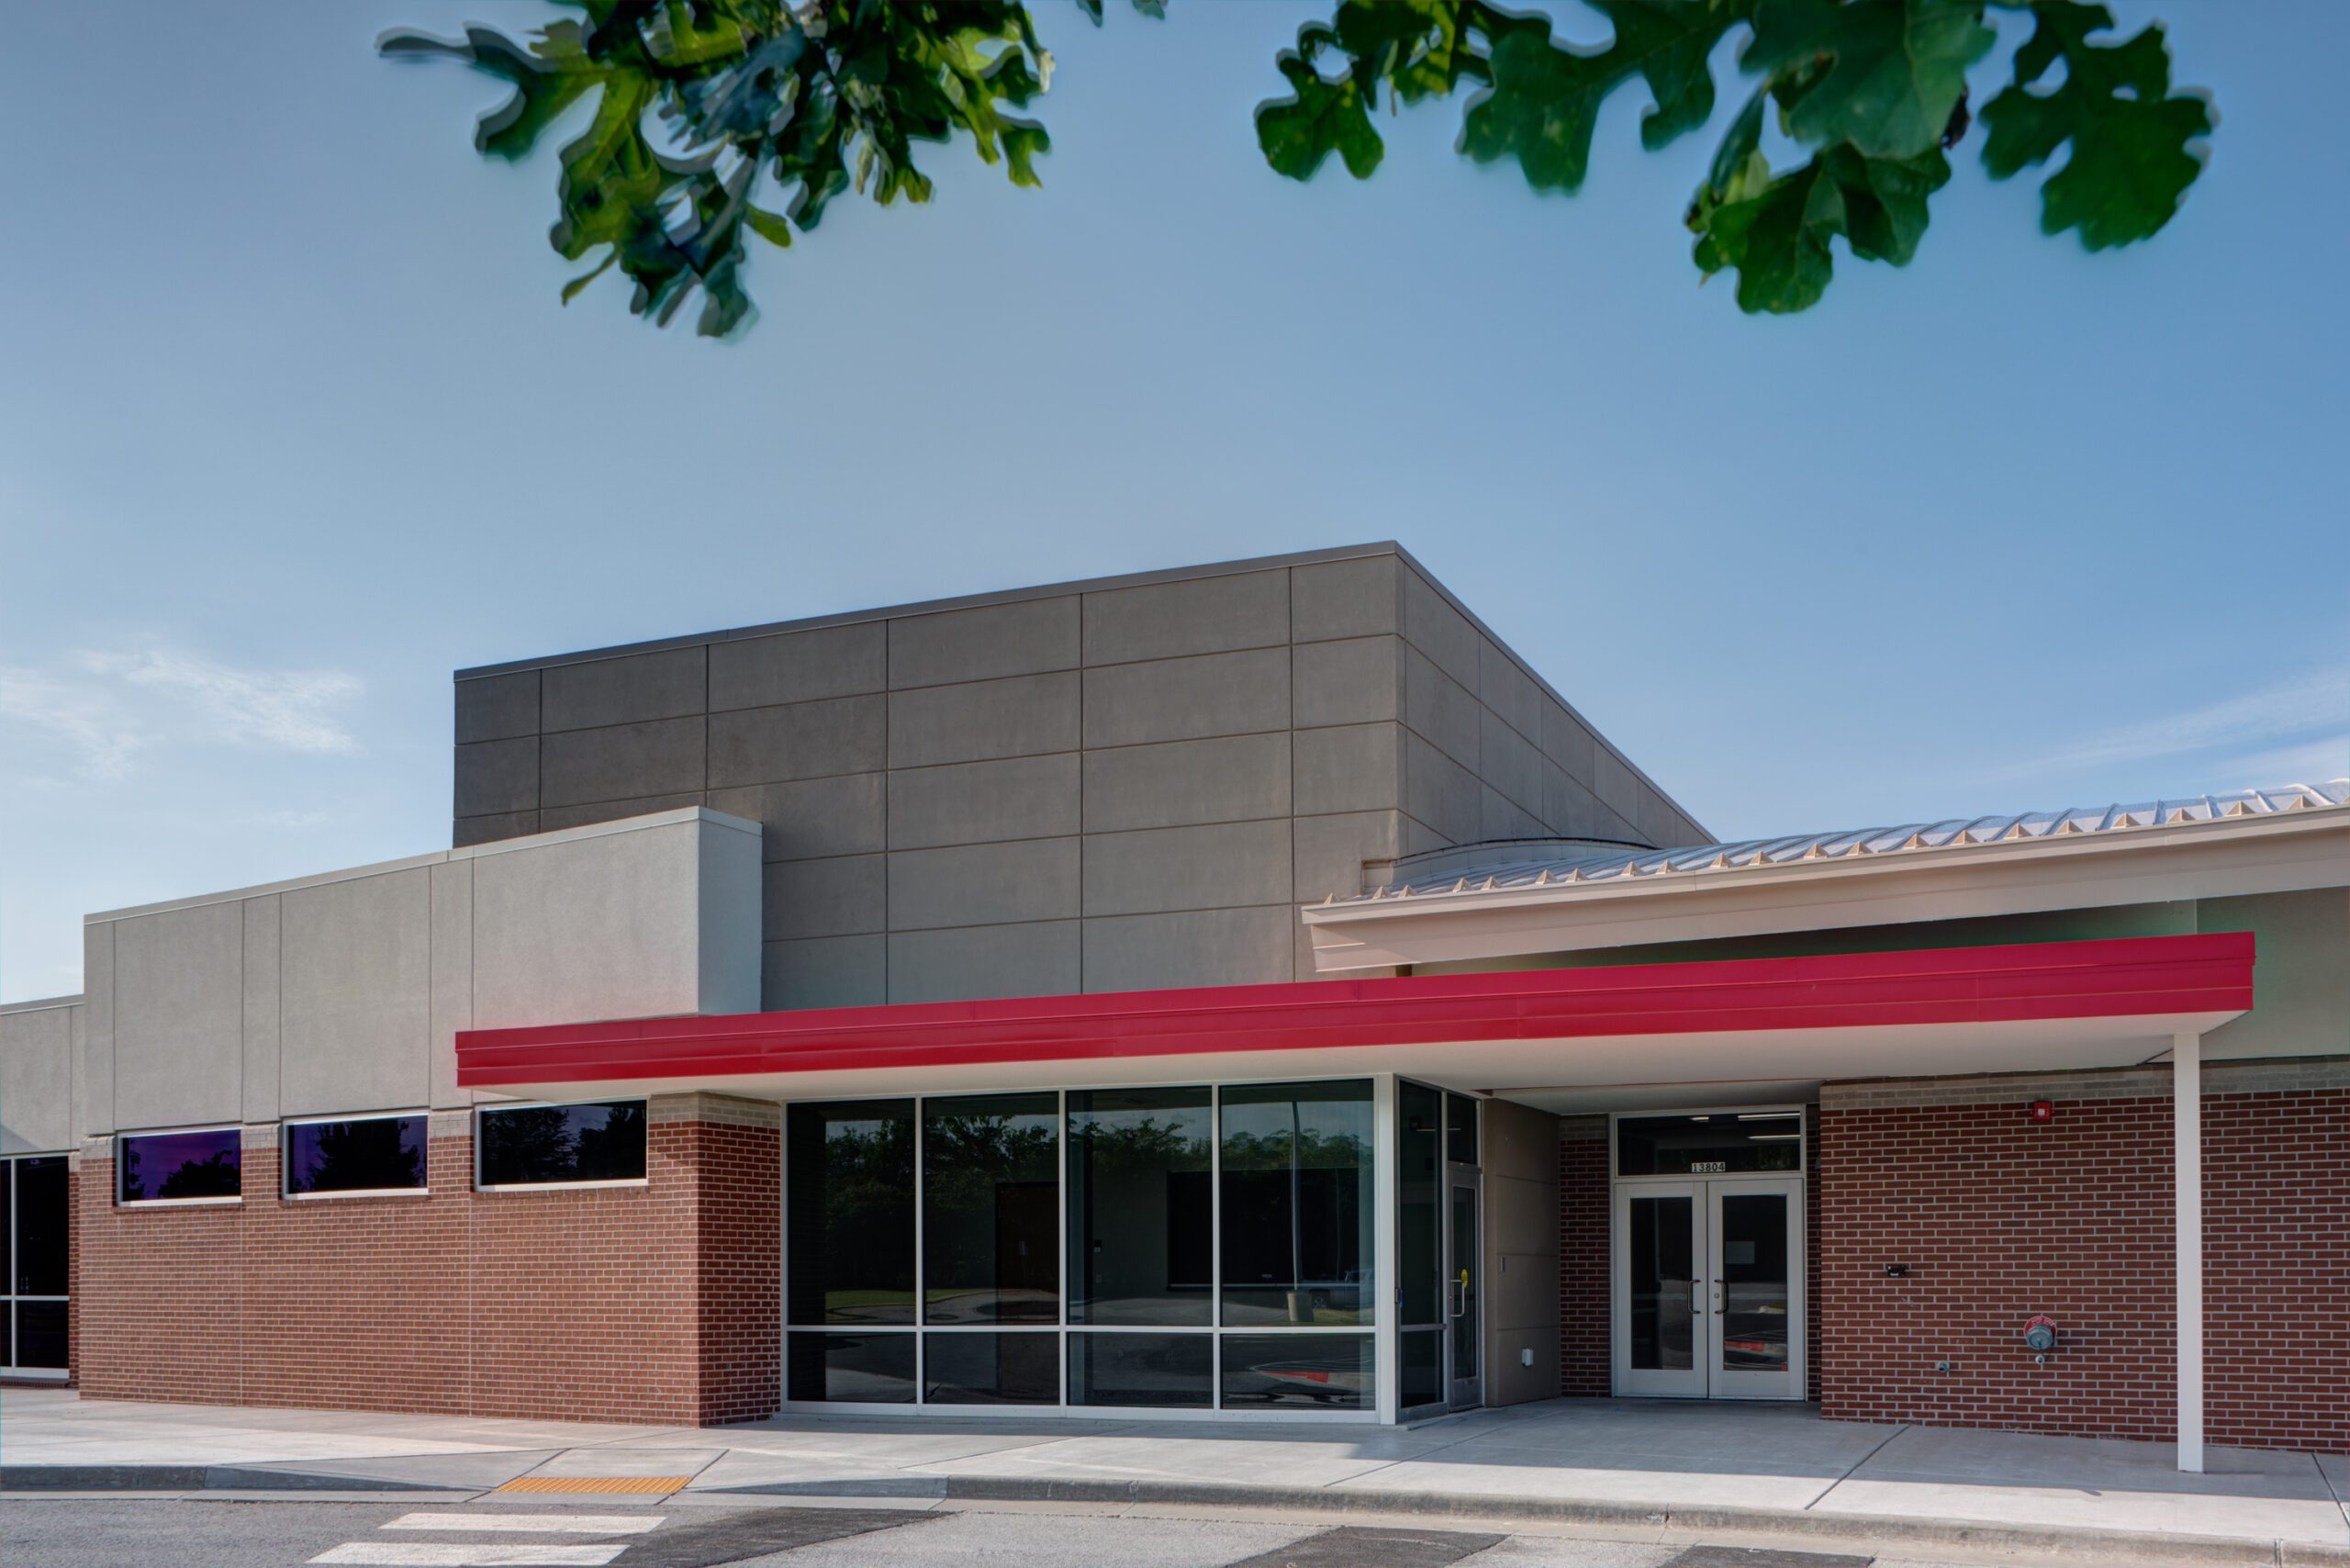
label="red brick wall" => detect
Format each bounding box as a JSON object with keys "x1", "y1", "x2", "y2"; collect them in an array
[
  {"x1": 1819, "y1": 1067, "x2": 2348, "y2": 1450},
  {"x1": 73, "y1": 1096, "x2": 778, "y2": 1426},
  {"x1": 1803, "y1": 1106, "x2": 1821, "y2": 1403},
  {"x1": 2202, "y1": 1088, "x2": 2350, "y2": 1449},
  {"x1": 1557, "y1": 1118, "x2": 1610, "y2": 1395}
]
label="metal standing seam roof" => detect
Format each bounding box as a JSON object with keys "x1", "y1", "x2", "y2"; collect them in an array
[{"x1": 1328, "y1": 781, "x2": 2350, "y2": 905}]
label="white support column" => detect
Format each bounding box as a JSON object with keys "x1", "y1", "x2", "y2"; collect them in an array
[
  {"x1": 1372, "y1": 1073, "x2": 1400, "y2": 1425},
  {"x1": 2173, "y1": 1030, "x2": 2205, "y2": 1474}
]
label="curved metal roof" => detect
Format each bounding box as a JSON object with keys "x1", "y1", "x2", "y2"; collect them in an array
[{"x1": 1331, "y1": 780, "x2": 2350, "y2": 905}]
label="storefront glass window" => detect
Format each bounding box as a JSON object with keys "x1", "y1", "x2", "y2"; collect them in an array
[
  {"x1": 1219, "y1": 1081, "x2": 1374, "y2": 1327},
  {"x1": 1067, "y1": 1088, "x2": 1212, "y2": 1327},
  {"x1": 1220, "y1": 1332, "x2": 1376, "y2": 1410},
  {"x1": 785, "y1": 1079, "x2": 1381, "y2": 1412},
  {"x1": 923, "y1": 1330, "x2": 1058, "y2": 1405},
  {"x1": 922, "y1": 1092, "x2": 1059, "y2": 1326},
  {"x1": 3, "y1": 1156, "x2": 68, "y2": 1371},
  {"x1": 785, "y1": 1100, "x2": 915, "y2": 1325},
  {"x1": 786, "y1": 1332, "x2": 915, "y2": 1403},
  {"x1": 1068, "y1": 1332, "x2": 1214, "y2": 1407},
  {"x1": 1398, "y1": 1081, "x2": 1442, "y2": 1331}
]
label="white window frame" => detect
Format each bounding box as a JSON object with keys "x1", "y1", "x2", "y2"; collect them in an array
[
  {"x1": 3, "y1": 1150, "x2": 73, "y2": 1379},
  {"x1": 115, "y1": 1125, "x2": 246, "y2": 1208},
  {"x1": 473, "y1": 1098, "x2": 652, "y2": 1193},
  {"x1": 779, "y1": 1072, "x2": 1391, "y2": 1424},
  {"x1": 280, "y1": 1111, "x2": 433, "y2": 1201}
]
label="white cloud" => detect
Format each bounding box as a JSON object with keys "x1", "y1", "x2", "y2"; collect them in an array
[
  {"x1": 1989, "y1": 666, "x2": 2349, "y2": 784},
  {"x1": 78, "y1": 649, "x2": 362, "y2": 756},
  {"x1": 0, "y1": 664, "x2": 144, "y2": 780},
  {"x1": 0, "y1": 645, "x2": 364, "y2": 783}
]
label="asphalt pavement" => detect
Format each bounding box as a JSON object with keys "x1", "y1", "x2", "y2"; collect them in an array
[{"x1": 0, "y1": 1495, "x2": 2107, "y2": 1568}]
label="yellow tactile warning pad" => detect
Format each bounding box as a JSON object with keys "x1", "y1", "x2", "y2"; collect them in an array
[{"x1": 496, "y1": 1475, "x2": 692, "y2": 1494}]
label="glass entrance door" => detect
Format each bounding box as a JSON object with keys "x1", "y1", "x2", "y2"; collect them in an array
[
  {"x1": 1611, "y1": 1175, "x2": 1802, "y2": 1399},
  {"x1": 1447, "y1": 1180, "x2": 1480, "y2": 1408},
  {"x1": 1613, "y1": 1182, "x2": 1706, "y2": 1397},
  {"x1": 1708, "y1": 1178, "x2": 1799, "y2": 1399}
]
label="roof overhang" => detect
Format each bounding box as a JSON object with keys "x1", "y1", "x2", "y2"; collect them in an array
[
  {"x1": 1305, "y1": 808, "x2": 2347, "y2": 971},
  {"x1": 455, "y1": 932, "x2": 2250, "y2": 1106}
]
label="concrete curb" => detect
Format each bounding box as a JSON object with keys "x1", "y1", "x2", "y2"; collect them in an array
[
  {"x1": 4, "y1": 1463, "x2": 2344, "y2": 1565},
  {"x1": 704, "y1": 1476, "x2": 2350, "y2": 1566},
  {"x1": 0, "y1": 1464, "x2": 459, "y2": 1493}
]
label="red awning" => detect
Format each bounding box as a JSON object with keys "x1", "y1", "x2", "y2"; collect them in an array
[{"x1": 456, "y1": 932, "x2": 2252, "y2": 1090}]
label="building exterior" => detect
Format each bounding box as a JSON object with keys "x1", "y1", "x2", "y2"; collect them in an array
[{"x1": 2, "y1": 543, "x2": 2343, "y2": 1474}]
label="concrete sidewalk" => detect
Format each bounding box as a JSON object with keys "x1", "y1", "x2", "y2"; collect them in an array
[{"x1": 3, "y1": 1387, "x2": 2344, "y2": 1563}]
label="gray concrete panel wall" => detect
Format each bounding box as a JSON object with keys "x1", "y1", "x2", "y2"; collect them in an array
[
  {"x1": 0, "y1": 998, "x2": 77, "y2": 1154},
  {"x1": 470, "y1": 812, "x2": 759, "y2": 1029},
  {"x1": 79, "y1": 923, "x2": 113, "y2": 1136},
  {"x1": 76, "y1": 810, "x2": 759, "y2": 1137},
  {"x1": 1480, "y1": 1096, "x2": 1562, "y2": 1407},
  {"x1": 241, "y1": 896, "x2": 282, "y2": 1124},
  {"x1": 453, "y1": 543, "x2": 1708, "y2": 1008},
  {"x1": 278, "y1": 869, "x2": 432, "y2": 1116},
  {"x1": 112, "y1": 902, "x2": 244, "y2": 1131}
]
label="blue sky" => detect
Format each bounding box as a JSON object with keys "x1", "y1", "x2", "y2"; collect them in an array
[{"x1": 2, "y1": 1, "x2": 2344, "y2": 1002}]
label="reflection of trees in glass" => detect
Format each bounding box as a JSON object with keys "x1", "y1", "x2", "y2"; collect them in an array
[
  {"x1": 1073, "y1": 1114, "x2": 1208, "y2": 1175},
  {"x1": 120, "y1": 1143, "x2": 144, "y2": 1202},
  {"x1": 1221, "y1": 1086, "x2": 1374, "y2": 1316},
  {"x1": 157, "y1": 1151, "x2": 239, "y2": 1200},
  {"x1": 488, "y1": 1107, "x2": 575, "y2": 1183},
  {"x1": 307, "y1": 1118, "x2": 423, "y2": 1192},
  {"x1": 817, "y1": 1117, "x2": 916, "y2": 1316},
  {"x1": 576, "y1": 1103, "x2": 645, "y2": 1180},
  {"x1": 1069, "y1": 1098, "x2": 1214, "y2": 1319},
  {"x1": 924, "y1": 1100, "x2": 1058, "y2": 1321},
  {"x1": 481, "y1": 1102, "x2": 643, "y2": 1183}
]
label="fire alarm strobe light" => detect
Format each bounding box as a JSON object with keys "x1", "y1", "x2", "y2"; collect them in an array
[{"x1": 2028, "y1": 1100, "x2": 2054, "y2": 1122}]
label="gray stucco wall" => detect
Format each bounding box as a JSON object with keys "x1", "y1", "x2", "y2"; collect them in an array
[
  {"x1": 0, "y1": 997, "x2": 78, "y2": 1154},
  {"x1": 453, "y1": 544, "x2": 1706, "y2": 1008},
  {"x1": 1480, "y1": 1096, "x2": 1562, "y2": 1406},
  {"x1": 75, "y1": 809, "x2": 760, "y2": 1137},
  {"x1": 2199, "y1": 887, "x2": 2350, "y2": 1061}
]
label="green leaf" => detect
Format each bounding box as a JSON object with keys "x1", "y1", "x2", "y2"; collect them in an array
[
  {"x1": 1979, "y1": 1, "x2": 2212, "y2": 251},
  {"x1": 1745, "y1": 0, "x2": 1995, "y2": 159},
  {"x1": 377, "y1": 22, "x2": 604, "y2": 162},
  {"x1": 1829, "y1": 142, "x2": 1949, "y2": 264},
  {"x1": 387, "y1": 0, "x2": 1147, "y2": 336},
  {"x1": 560, "y1": 252, "x2": 617, "y2": 302},
  {"x1": 1696, "y1": 152, "x2": 1843, "y2": 312},
  {"x1": 1691, "y1": 141, "x2": 1949, "y2": 312},
  {"x1": 1460, "y1": 2, "x2": 1746, "y2": 192},
  {"x1": 1257, "y1": 51, "x2": 1384, "y2": 180},
  {"x1": 743, "y1": 206, "x2": 795, "y2": 248}
]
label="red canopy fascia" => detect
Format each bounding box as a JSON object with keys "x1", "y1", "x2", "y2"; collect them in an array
[{"x1": 454, "y1": 931, "x2": 2253, "y2": 1090}]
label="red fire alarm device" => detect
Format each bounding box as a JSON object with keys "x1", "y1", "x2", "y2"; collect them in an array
[{"x1": 2029, "y1": 1100, "x2": 2054, "y2": 1123}]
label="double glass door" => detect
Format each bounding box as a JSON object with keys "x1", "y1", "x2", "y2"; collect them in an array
[{"x1": 1612, "y1": 1176, "x2": 1802, "y2": 1399}]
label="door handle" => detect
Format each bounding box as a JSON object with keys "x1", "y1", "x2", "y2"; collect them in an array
[
  {"x1": 1713, "y1": 1281, "x2": 1726, "y2": 1316},
  {"x1": 1450, "y1": 1269, "x2": 1469, "y2": 1318},
  {"x1": 1686, "y1": 1279, "x2": 1699, "y2": 1315}
]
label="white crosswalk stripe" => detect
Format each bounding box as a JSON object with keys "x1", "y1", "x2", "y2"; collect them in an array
[
  {"x1": 307, "y1": 1541, "x2": 631, "y2": 1564},
  {"x1": 380, "y1": 1514, "x2": 665, "y2": 1535}
]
